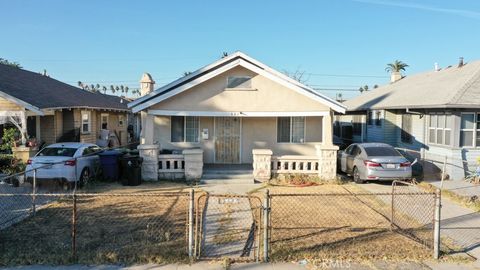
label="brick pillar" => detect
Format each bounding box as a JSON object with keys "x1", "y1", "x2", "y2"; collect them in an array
[
  {"x1": 183, "y1": 148, "x2": 204, "y2": 181},
  {"x1": 252, "y1": 149, "x2": 273, "y2": 182},
  {"x1": 138, "y1": 144, "x2": 159, "y2": 181}
]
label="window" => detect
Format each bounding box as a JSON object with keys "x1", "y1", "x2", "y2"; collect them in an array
[
  {"x1": 171, "y1": 116, "x2": 199, "y2": 143},
  {"x1": 367, "y1": 111, "x2": 373, "y2": 126},
  {"x1": 352, "y1": 115, "x2": 362, "y2": 136},
  {"x1": 277, "y1": 117, "x2": 305, "y2": 143},
  {"x1": 429, "y1": 113, "x2": 452, "y2": 146},
  {"x1": 375, "y1": 111, "x2": 382, "y2": 126},
  {"x1": 226, "y1": 76, "x2": 252, "y2": 89},
  {"x1": 401, "y1": 114, "x2": 412, "y2": 144},
  {"x1": 118, "y1": 115, "x2": 125, "y2": 127},
  {"x1": 101, "y1": 113, "x2": 109, "y2": 129},
  {"x1": 460, "y1": 113, "x2": 475, "y2": 147},
  {"x1": 38, "y1": 147, "x2": 77, "y2": 157},
  {"x1": 81, "y1": 111, "x2": 91, "y2": 133},
  {"x1": 364, "y1": 147, "x2": 401, "y2": 157}
]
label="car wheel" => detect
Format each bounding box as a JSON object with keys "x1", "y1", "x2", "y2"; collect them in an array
[
  {"x1": 80, "y1": 168, "x2": 91, "y2": 186},
  {"x1": 353, "y1": 167, "x2": 364, "y2": 184}
]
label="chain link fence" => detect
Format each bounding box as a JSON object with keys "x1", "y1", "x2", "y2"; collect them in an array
[
  {"x1": 0, "y1": 192, "x2": 190, "y2": 265},
  {"x1": 267, "y1": 188, "x2": 437, "y2": 262},
  {"x1": 0, "y1": 186, "x2": 440, "y2": 265}
]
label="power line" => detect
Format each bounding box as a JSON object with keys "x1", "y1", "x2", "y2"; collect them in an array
[{"x1": 305, "y1": 73, "x2": 388, "y2": 78}]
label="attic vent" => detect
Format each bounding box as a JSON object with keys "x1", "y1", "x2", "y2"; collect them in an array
[{"x1": 226, "y1": 76, "x2": 252, "y2": 89}]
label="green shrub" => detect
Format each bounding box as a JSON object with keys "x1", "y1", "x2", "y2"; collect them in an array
[
  {"x1": 0, "y1": 154, "x2": 25, "y2": 175},
  {"x1": 0, "y1": 128, "x2": 18, "y2": 153}
]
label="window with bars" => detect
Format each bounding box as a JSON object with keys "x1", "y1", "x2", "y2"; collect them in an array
[
  {"x1": 171, "y1": 116, "x2": 199, "y2": 143},
  {"x1": 277, "y1": 117, "x2": 305, "y2": 143},
  {"x1": 401, "y1": 114, "x2": 412, "y2": 144},
  {"x1": 428, "y1": 114, "x2": 452, "y2": 146}
]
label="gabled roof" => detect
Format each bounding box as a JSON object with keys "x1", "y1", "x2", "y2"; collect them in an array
[
  {"x1": 128, "y1": 51, "x2": 346, "y2": 114},
  {"x1": 0, "y1": 64, "x2": 129, "y2": 113},
  {"x1": 344, "y1": 60, "x2": 480, "y2": 112}
]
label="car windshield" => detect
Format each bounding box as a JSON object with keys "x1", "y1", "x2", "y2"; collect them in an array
[
  {"x1": 364, "y1": 147, "x2": 401, "y2": 157},
  {"x1": 38, "y1": 147, "x2": 77, "y2": 157}
]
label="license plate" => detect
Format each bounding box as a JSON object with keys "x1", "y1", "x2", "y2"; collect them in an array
[{"x1": 385, "y1": 164, "x2": 396, "y2": 169}]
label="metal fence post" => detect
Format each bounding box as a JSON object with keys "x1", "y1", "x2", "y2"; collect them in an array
[
  {"x1": 433, "y1": 188, "x2": 441, "y2": 259},
  {"x1": 188, "y1": 189, "x2": 194, "y2": 259},
  {"x1": 32, "y1": 168, "x2": 36, "y2": 216},
  {"x1": 263, "y1": 189, "x2": 270, "y2": 262},
  {"x1": 72, "y1": 192, "x2": 77, "y2": 261}
]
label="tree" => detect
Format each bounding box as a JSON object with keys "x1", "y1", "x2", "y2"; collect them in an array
[
  {"x1": 358, "y1": 85, "x2": 369, "y2": 93},
  {"x1": 110, "y1": 85, "x2": 115, "y2": 94},
  {"x1": 283, "y1": 68, "x2": 309, "y2": 84},
  {"x1": 78, "y1": 81, "x2": 84, "y2": 89},
  {"x1": 102, "y1": 86, "x2": 107, "y2": 94},
  {"x1": 183, "y1": 71, "x2": 192, "y2": 77},
  {"x1": 0, "y1": 58, "x2": 22, "y2": 69},
  {"x1": 221, "y1": 52, "x2": 228, "y2": 58},
  {"x1": 385, "y1": 60, "x2": 409, "y2": 73}
]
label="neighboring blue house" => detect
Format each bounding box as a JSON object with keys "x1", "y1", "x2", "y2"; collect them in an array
[{"x1": 336, "y1": 58, "x2": 480, "y2": 180}]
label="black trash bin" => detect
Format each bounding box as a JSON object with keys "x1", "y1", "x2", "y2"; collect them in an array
[{"x1": 119, "y1": 155, "x2": 143, "y2": 186}]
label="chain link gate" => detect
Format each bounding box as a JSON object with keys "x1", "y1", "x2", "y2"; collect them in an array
[{"x1": 194, "y1": 193, "x2": 263, "y2": 262}]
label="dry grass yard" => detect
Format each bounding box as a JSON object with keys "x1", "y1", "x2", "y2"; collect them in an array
[{"x1": 251, "y1": 184, "x2": 434, "y2": 262}]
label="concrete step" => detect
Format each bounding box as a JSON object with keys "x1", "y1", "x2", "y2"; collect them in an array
[
  {"x1": 200, "y1": 178, "x2": 255, "y2": 185},
  {"x1": 202, "y1": 169, "x2": 252, "y2": 175},
  {"x1": 202, "y1": 173, "x2": 252, "y2": 180}
]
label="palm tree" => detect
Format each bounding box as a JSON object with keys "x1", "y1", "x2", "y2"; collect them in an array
[
  {"x1": 385, "y1": 60, "x2": 409, "y2": 73},
  {"x1": 359, "y1": 85, "x2": 369, "y2": 93},
  {"x1": 125, "y1": 86, "x2": 129, "y2": 95},
  {"x1": 110, "y1": 85, "x2": 115, "y2": 94},
  {"x1": 102, "y1": 86, "x2": 107, "y2": 94},
  {"x1": 77, "y1": 81, "x2": 84, "y2": 89}
]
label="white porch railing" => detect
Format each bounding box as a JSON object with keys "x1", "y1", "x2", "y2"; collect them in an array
[
  {"x1": 271, "y1": 155, "x2": 320, "y2": 174},
  {"x1": 158, "y1": 154, "x2": 185, "y2": 173}
]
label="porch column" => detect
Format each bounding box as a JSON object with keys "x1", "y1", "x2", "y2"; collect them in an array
[
  {"x1": 322, "y1": 110, "x2": 334, "y2": 145},
  {"x1": 183, "y1": 148, "x2": 204, "y2": 181},
  {"x1": 316, "y1": 144, "x2": 339, "y2": 180},
  {"x1": 138, "y1": 144, "x2": 159, "y2": 181},
  {"x1": 252, "y1": 149, "x2": 273, "y2": 182},
  {"x1": 140, "y1": 112, "x2": 155, "y2": 145}
]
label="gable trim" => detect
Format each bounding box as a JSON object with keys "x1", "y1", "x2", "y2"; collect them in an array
[
  {"x1": 131, "y1": 58, "x2": 346, "y2": 114},
  {"x1": 0, "y1": 90, "x2": 44, "y2": 115},
  {"x1": 129, "y1": 52, "x2": 346, "y2": 114}
]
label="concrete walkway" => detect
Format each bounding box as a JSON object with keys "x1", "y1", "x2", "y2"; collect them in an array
[
  {"x1": 201, "y1": 194, "x2": 255, "y2": 258},
  {"x1": 2, "y1": 261, "x2": 477, "y2": 270},
  {"x1": 428, "y1": 179, "x2": 480, "y2": 198}
]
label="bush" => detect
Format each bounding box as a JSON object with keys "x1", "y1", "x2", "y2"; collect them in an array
[
  {"x1": 0, "y1": 154, "x2": 26, "y2": 175},
  {"x1": 0, "y1": 128, "x2": 19, "y2": 153}
]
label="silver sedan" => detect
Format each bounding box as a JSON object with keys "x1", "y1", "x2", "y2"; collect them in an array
[{"x1": 338, "y1": 143, "x2": 415, "y2": 183}]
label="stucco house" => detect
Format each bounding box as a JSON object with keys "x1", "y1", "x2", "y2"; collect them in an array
[
  {"x1": 0, "y1": 64, "x2": 131, "y2": 160},
  {"x1": 129, "y1": 52, "x2": 346, "y2": 182},
  {"x1": 336, "y1": 58, "x2": 480, "y2": 180}
]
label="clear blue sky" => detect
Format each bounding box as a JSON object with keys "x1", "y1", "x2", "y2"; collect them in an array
[{"x1": 1, "y1": 0, "x2": 480, "y2": 99}]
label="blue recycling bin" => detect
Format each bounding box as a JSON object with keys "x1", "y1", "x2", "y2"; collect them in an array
[{"x1": 98, "y1": 150, "x2": 122, "y2": 181}]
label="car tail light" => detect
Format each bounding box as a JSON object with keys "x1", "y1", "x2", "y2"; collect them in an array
[
  {"x1": 400, "y1": 162, "x2": 411, "y2": 167},
  {"x1": 64, "y1": 160, "x2": 76, "y2": 166},
  {"x1": 364, "y1": 160, "x2": 381, "y2": 167},
  {"x1": 27, "y1": 159, "x2": 32, "y2": 165}
]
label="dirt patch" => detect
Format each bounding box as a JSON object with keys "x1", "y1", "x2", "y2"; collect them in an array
[
  {"x1": 0, "y1": 182, "x2": 192, "y2": 266},
  {"x1": 252, "y1": 184, "x2": 433, "y2": 262}
]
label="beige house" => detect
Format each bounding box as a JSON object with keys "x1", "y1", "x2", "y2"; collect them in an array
[
  {"x1": 129, "y1": 52, "x2": 346, "y2": 182},
  {"x1": 0, "y1": 64, "x2": 130, "y2": 161}
]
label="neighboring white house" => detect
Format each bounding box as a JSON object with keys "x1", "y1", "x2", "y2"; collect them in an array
[
  {"x1": 337, "y1": 58, "x2": 480, "y2": 180},
  {"x1": 129, "y1": 51, "x2": 346, "y2": 182}
]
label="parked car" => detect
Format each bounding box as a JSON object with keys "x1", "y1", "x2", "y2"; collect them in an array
[
  {"x1": 26, "y1": 143, "x2": 102, "y2": 188},
  {"x1": 337, "y1": 143, "x2": 416, "y2": 183}
]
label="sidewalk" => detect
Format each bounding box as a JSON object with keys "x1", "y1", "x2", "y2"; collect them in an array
[{"x1": 428, "y1": 180, "x2": 480, "y2": 198}]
